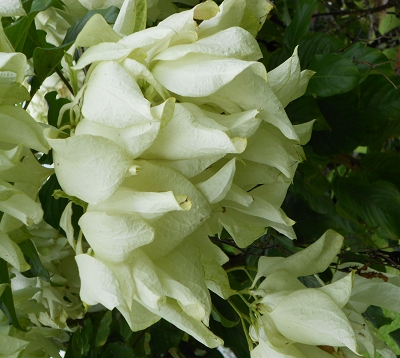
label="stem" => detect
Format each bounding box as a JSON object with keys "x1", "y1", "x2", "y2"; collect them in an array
[
  {"x1": 226, "y1": 265, "x2": 257, "y2": 278},
  {"x1": 132, "y1": 330, "x2": 146, "y2": 348},
  {"x1": 312, "y1": 1, "x2": 395, "y2": 18},
  {"x1": 76, "y1": 230, "x2": 83, "y2": 255},
  {"x1": 237, "y1": 292, "x2": 252, "y2": 307},
  {"x1": 228, "y1": 299, "x2": 253, "y2": 350},
  {"x1": 55, "y1": 67, "x2": 74, "y2": 96},
  {"x1": 22, "y1": 100, "x2": 31, "y2": 110},
  {"x1": 58, "y1": 124, "x2": 71, "y2": 133}
]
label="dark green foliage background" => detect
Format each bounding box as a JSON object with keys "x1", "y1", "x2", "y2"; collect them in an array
[{"x1": 2, "y1": 0, "x2": 400, "y2": 356}]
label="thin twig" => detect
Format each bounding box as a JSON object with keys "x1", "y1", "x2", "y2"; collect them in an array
[
  {"x1": 353, "y1": 60, "x2": 398, "y2": 89},
  {"x1": 312, "y1": 1, "x2": 395, "y2": 18},
  {"x1": 55, "y1": 67, "x2": 74, "y2": 96}
]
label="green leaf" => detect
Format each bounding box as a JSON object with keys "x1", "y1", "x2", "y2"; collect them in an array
[
  {"x1": 298, "y1": 32, "x2": 344, "y2": 69},
  {"x1": 149, "y1": 319, "x2": 184, "y2": 355},
  {"x1": 285, "y1": 95, "x2": 330, "y2": 131},
  {"x1": 4, "y1": 0, "x2": 62, "y2": 55},
  {"x1": 333, "y1": 178, "x2": 400, "y2": 240},
  {"x1": 4, "y1": 14, "x2": 36, "y2": 54},
  {"x1": 19, "y1": 239, "x2": 51, "y2": 283},
  {"x1": 389, "y1": 328, "x2": 400, "y2": 347},
  {"x1": 100, "y1": 343, "x2": 135, "y2": 358},
  {"x1": 283, "y1": 192, "x2": 359, "y2": 242},
  {"x1": 95, "y1": 311, "x2": 113, "y2": 348},
  {"x1": 33, "y1": 44, "x2": 71, "y2": 84},
  {"x1": 0, "y1": 258, "x2": 26, "y2": 331},
  {"x1": 342, "y1": 42, "x2": 393, "y2": 76},
  {"x1": 63, "y1": 6, "x2": 120, "y2": 45},
  {"x1": 31, "y1": 43, "x2": 72, "y2": 98},
  {"x1": 283, "y1": 0, "x2": 318, "y2": 53},
  {"x1": 29, "y1": 0, "x2": 64, "y2": 13},
  {"x1": 38, "y1": 174, "x2": 69, "y2": 231},
  {"x1": 363, "y1": 305, "x2": 393, "y2": 329},
  {"x1": 65, "y1": 321, "x2": 93, "y2": 358},
  {"x1": 358, "y1": 75, "x2": 400, "y2": 120},
  {"x1": 45, "y1": 91, "x2": 71, "y2": 128},
  {"x1": 360, "y1": 152, "x2": 400, "y2": 191},
  {"x1": 210, "y1": 292, "x2": 239, "y2": 328},
  {"x1": 209, "y1": 317, "x2": 250, "y2": 358},
  {"x1": 306, "y1": 54, "x2": 361, "y2": 97},
  {"x1": 310, "y1": 92, "x2": 397, "y2": 155}
]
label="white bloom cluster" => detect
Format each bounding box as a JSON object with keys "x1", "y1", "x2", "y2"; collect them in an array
[
  {"x1": 0, "y1": 5, "x2": 85, "y2": 356},
  {"x1": 249, "y1": 230, "x2": 399, "y2": 358},
  {"x1": 44, "y1": 0, "x2": 315, "y2": 347}
]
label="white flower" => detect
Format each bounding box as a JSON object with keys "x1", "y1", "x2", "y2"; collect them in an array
[{"x1": 249, "y1": 230, "x2": 398, "y2": 358}]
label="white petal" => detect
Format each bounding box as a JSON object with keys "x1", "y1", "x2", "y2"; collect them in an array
[
  {"x1": 196, "y1": 158, "x2": 236, "y2": 204},
  {"x1": 186, "y1": 227, "x2": 234, "y2": 299},
  {"x1": 0, "y1": 0, "x2": 26, "y2": 16},
  {"x1": 318, "y1": 272, "x2": 353, "y2": 309},
  {"x1": 0, "y1": 331, "x2": 28, "y2": 356},
  {"x1": 223, "y1": 182, "x2": 254, "y2": 207},
  {"x1": 113, "y1": 0, "x2": 146, "y2": 36},
  {"x1": 152, "y1": 56, "x2": 265, "y2": 97},
  {"x1": 143, "y1": 298, "x2": 223, "y2": 348},
  {"x1": 218, "y1": 208, "x2": 267, "y2": 248},
  {"x1": 234, "y1": 159, "x2": 285, "y2": 191},
  {"x1": 74, "y1": 43, "x2": 137, "y2": 70},
  {"x1": 79, "y1": 211, "x2": 155, "y2": 262},
  {"x1": 0, "y1": 230, "x2": 29, "y2": 271},
  {"x1": 116, "y1": 160, "x2": 211, "y2": 258},
  {"x1": 156, "y1": 241, "x2": 211, "y2": 324},
  {"x1": 270, "y1": 289, "x2": 357, "y2": 351},
  {"x1": 293, "y1": 120, "x2": 315, "y2": 145},
  {"x1": 75, "y1": 118, "x2": 160, "y2": 158},
  {"x1": 0, "y1": 149, "x2": 52, "y2": 187},
  {"x1": 0, "y1": 106, "x2": 49, "y2": 153},
  {"x1": 0, "y1": 53, "x2": 26, "y2": 84},
  {"x1": 0, "y1": 144, "x2": 23, "y2": 171},
  {"x1": 223, "y1": 194, "x2": 294, "y2": 227},
  {"x1": 204, "y1": 109, "x2": 261, "y2": 138},
  {"x1": 198, "y1": 0, "x2": 246, "y2": 38},
  {"x1": 157, "y1": 6, "x2": 198, "y2": 33},
  {"x1": 151, "y1": 155, "x2": 224, "y2": 178},
  {"x1": 60, "y1": 202, "x2": 75, "y2": 251},
  {"x1": 350, "y1": 279, "x2": 400, "y2": 313},
  {"x1": 143, "y1": 103, "x2": 246, "y2": 160},
  {"x1": 118, "y1": 299, "x2": 160, "y2": 331},
  {"x1": 75, "y1": 254, "x2": 126, "y2": 309},
  {"x1": 240, "y1": 125, "x2": 303, "y2": 178},
  {"x1": 154, "y1": 27, "x2": 261, "y2": 62},
  {"x1": 88, "y1": 187, "x2": 190, "y2": 220},
  {"x1": 0, "y1": 180, "x2": 43, "y2": 226},
  {"x1": 118, "y1": 26, "x2": 176, "y2": 56},
  {"x1": 112, "y1": 250, "x2": 164, "y2": 310},
  {"x1": 250, "y1": 340, "x2": 307, "y2": 358},
  {"x1": 268, "y1": 47, "x2": 314, "y2": 108},
  {"x1": 254, "y1": 230, "x2": 343, "y2": 282},
  {"x1": 75, "y1": 14, "x2": 120, "y2": 48},
  {"x1": 189, "y1": 66, "x2": 299, "y2": 140},
  {"x1": 81, "y1": 61, "x2": 153, "y2": 128},
  {"x1": 122, "y1": 58, "x2": 170, "y2": 100},
  {"x1": 45, "y1": 130, "x2": 134, "y2": 204}
]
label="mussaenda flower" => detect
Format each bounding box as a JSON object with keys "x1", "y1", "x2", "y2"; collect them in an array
[
  {"x1": 44, "y1": 0, "x2": 315, "y2": 348},
  {"x1": 248, "y1": 230, "x2": 398, "y2": 358}
]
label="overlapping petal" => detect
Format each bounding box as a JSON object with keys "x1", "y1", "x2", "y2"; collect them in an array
[{"x1": 45, "y1": 130, "x2": 135, "y2": 204}]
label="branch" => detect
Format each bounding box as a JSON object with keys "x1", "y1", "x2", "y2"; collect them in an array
[
  {"x1": 312, "y1": 1, "x2": 396, "y2": 18},
  {"x1": 55, "y1": 67, "x2": 74, "y2": 96}
]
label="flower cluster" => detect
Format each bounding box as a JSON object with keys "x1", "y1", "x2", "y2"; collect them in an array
[
  {"x1": 44, "y1": 0, "x2": 314, "y2": 347},
  {"x1": 249, "y1": 230, "x2": 399, "y2": 358},
  {"x1": 0, "y1": 4, "x2": 85, "y2": 356}
]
